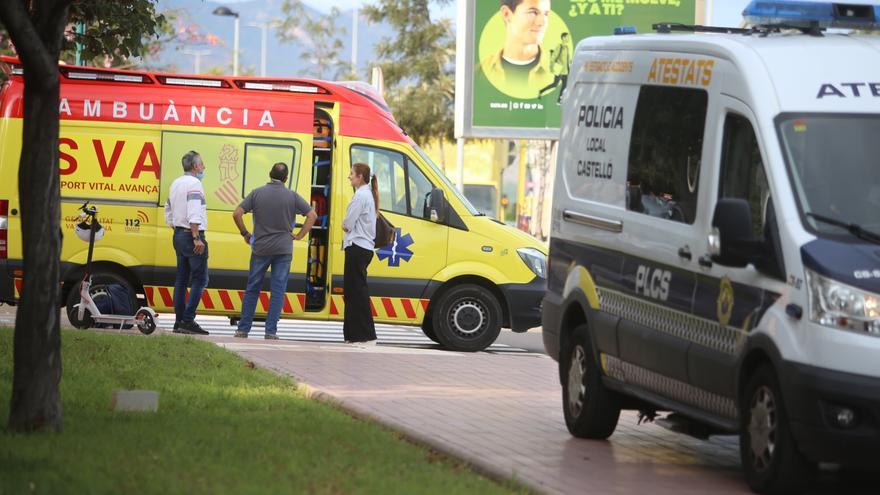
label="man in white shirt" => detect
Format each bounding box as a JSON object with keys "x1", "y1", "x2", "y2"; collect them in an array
[{"x1": 163, "y1": 151, "x2": 209, "y2": 335}]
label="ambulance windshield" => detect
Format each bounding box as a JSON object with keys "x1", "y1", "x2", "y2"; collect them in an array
[
  {"x1": 413, "y1": 145, "x2": 480, "y2": 216},
  {"x1": 779, "y1": 115, "x2": 880, "y2": 239}
]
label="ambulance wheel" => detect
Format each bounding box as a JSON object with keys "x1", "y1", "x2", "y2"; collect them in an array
[
  {"x1": 65, "y1": 272, "x2": 137, "y2": 330},
  {"x1": 560, "y1": 324, "x2": 620, "y2": 439},
  {"x1": 420, "y1": 318, "x2": 440, "y2": 344},
  {"x1": 432, "y1": 284, "x2": 502, "y2": 352},
  {"x1": 741, "y1": 364, "x2": 814, "y2": 494},
  {"x1": 135, "y1": 309, "x2": 156, "y2": 335}
]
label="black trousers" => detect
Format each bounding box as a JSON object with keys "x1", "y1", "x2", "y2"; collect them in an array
[
  {"x1": 343, "y1": 245, "x2": 376, "y2": 342},
  {"x1": 539, "y1": 74, "x2": 569, "y2": 101}
]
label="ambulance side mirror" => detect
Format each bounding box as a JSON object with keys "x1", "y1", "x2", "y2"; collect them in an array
[
  {"x1": 710, "y1": 198, "x2": 759, "y2": 268},
  {"x1": 427, "y1": 188, "x2": 447, "y2": 224}
]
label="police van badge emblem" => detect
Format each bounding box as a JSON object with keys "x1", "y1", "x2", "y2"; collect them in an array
[{"x1": 717, "y1": 276, "x2": 735, "y2": 327}]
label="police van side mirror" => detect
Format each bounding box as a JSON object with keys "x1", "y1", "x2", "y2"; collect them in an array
[
  {"x1": 710, "y1": 198, "x2": 759, "y2": 268},
  {"x1": 426, "y1": 188, "x2": 447, "y2": 223}
]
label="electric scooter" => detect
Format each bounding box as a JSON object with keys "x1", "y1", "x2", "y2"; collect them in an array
[{"x1": 71, "y1": 202, "x2": 157, "y2": 334}]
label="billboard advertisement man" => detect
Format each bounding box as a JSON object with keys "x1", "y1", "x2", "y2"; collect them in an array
[
  {"x1": 457, "y1": 0, "x2": 698, "y2": 139},
  {"x1": 479, "y1": 0, "x2": 554, "y2": 98}
]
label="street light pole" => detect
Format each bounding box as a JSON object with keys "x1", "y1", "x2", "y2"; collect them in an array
[
  {"x1": 182, "y1": 49, "x2": 211, "y2": 74},
  {"x1": 247, "y1": 22, "x2": 269, "y2": 77},
  {"x1": 233, "y1": 15, "x2": 240, "y2": 76},
  {"x1": 351, "y1": 8, "x2": 358, "y2": 76},
  {"x1": 212, "y1": 6, "x2": 240, "y2": 76}
]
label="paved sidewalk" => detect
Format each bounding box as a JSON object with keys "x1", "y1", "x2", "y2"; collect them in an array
[
  {"x1": 213, "y1": 336, "x2": 749, "y2": 495},
  {"x1": 3, "y1": 306, "x2": 868, "y2": 493}
]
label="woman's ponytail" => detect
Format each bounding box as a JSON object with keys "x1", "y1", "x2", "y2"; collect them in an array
[{"x1": 370, "y1": 174, "x2": 379, "y2": 210}]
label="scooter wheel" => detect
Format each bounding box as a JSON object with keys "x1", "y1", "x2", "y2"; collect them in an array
[
  {"x1": 70, "y1": 306, "x2": 94, "y2": 330},
  {"x1": 135, "y1": 309, "x2": 156, "y2": 335}
]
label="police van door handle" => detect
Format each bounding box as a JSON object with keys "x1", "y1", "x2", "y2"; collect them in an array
[
  {"x1": 562, "y1": 210, "x2": 623, "y2": 233},
  {"x1": 678, "y1": 246, "x2": 692, "y2": 261},
  {"x1": 698, "y1": 254, "x2": 713, "y2": 268}
]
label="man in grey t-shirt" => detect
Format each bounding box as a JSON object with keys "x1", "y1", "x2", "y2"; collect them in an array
[{"x1": 232, "y1": 162, "x2": 317, "y2": 339}]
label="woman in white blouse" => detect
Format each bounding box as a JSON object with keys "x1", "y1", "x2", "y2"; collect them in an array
[{"x1": 341, "y1": 163, "x2": 378, "y2": 344}]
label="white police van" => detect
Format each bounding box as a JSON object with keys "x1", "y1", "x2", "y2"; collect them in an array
[{"x1": 542, "y1": 1, "x2": 880, "y2": 493}]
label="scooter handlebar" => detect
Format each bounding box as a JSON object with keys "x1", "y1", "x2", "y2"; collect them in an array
[{"x1": 79, "y1": 202, "x2": 98, "y2": 216}]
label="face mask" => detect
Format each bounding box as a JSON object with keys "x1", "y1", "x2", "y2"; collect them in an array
[{"x1": 195, "y1": 171, "x2": 205, "y2": 181}]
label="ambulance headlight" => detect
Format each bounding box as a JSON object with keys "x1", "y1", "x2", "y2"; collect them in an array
[
  {"x1": 807, "y1": 270, "x2": 880, "y2": 336},
  {"x1": 517, "y1": 248, "x2": 547, "y2": 279}
]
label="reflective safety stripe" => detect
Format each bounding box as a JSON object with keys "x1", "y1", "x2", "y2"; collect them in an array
[
  {"x1": 144, "y1": 285, "x2": 308, "y2": 315},
  {"x1": 328, "y1": 294, "x2": 429, "y2": 323},
  {"x1": 141, "y1": 285, "x2": 430, "y2": 323},
  {"x1": 201, "y1": 291, "x2": 215, "y2": 310}
]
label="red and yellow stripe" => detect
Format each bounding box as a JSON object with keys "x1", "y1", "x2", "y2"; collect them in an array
[
  {"x1": 328, "y1": 294, "x2": 428, "y2": 323},
  {"x1": 144, "y1": 285, "x2": 307, "y2": 315},
  {"x1": 141, "y1": 285, "x2": 429, "y2": 324}
]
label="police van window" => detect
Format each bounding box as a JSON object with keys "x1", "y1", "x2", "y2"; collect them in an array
[
  {"x1": 351, "y1": 145, "x2": 408, "y2": 216},
  {"x1": 243, "y1": 143, "x2": 297, "y2": 195},
  {"x1": 719, "y1": 114, "x2": 770, "y2": 238},
  {"x1": 407, "y1": 160, "x2": 434, "y2": 219},
  {"x1": 626, "y1": 86, "x2": 708, "y2": 224},
  {"x1": 159, "y1": 131, "x2": 301, "y2": 212}
]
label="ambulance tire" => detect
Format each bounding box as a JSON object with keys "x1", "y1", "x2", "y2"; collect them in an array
[
  {"x1": 420, "y1": 318, "x2": 440, "y2": 344},
  {"x1": 66, "y1": 272, "x2": 137, "y2": 330},
  {"x1": 560, "y1": 324, "x2": 620, "y2": 439},
  {"x1": 432, "y1": 284, "x2": 502, "y2": 352},
  {"x1": 740, "y1": 364, "x2": 814, "y2": 494}
]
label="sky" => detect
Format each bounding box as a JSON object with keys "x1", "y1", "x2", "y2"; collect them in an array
[
  {"x1": 301, "y1": 0, "x2": 756, "y2": 26},
  {"x1": 218, "y1": 0, "x2": 757, "y2": 26},
  {"x1": 218, "y1": 0, "x2": 880, "y2": 31}
]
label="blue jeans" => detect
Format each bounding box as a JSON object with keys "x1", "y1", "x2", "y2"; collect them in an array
[
  {"x1": 172, "y1": 229, "x2": 209, "y2": 323},
  {"x1": 237, "y1": 254, "x2": 292, "y2": 335}
]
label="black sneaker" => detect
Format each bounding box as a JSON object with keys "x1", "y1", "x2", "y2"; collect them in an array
[{"x1": 175, "y1": 320, "x2": 209, "y2": 335}]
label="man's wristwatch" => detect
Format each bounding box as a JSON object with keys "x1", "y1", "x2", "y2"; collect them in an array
[{"x1": 241, "y1": 231, "x2": 249, "y2": 237}]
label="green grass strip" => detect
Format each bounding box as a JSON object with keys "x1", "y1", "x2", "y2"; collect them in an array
[{"x1": 0, "y1": 329, "x2": 524, "y2": 495}]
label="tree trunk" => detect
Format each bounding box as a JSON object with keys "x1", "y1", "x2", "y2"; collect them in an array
[
  {"x1": 8, "y1": 78, "x2": 64, "y2": 433},
  {"x1": 2, "y1": 0, "x2": 71, "y2": 433}
]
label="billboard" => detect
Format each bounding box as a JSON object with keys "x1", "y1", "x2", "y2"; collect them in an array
[{"x1": 455, "y1": 0, "x2": 702, "y2": 139}]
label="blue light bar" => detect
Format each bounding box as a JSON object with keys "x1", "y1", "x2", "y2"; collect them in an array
[
  {"x1": 743, "y1": 1, "x2": 880, "y2": 30},
  {"x1": 613, "y1": 25, "x2": 637, "y2": 35}
]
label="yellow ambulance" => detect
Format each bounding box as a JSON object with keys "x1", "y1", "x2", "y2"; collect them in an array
[{"x1": 0, "y1": 57, "x2": 546, "y2": 351}]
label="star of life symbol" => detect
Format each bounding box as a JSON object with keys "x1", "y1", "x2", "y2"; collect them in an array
[{"x1": 377, "y1": 228, "x2": 414, "y2": 267}]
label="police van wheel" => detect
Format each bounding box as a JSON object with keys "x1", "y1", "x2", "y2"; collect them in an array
[
  {"x1": 65, "y1": 272, "x2": 137, "y2": 330},
  {"x1": 560, "y1": 324, "x2": 620, "y2": 439},
  {"x1": 740, "y1": 365, "x2": 814, "y2": 494},
  {"x1": 432, "y1": 284, "x2": 502, "y2": 352}
]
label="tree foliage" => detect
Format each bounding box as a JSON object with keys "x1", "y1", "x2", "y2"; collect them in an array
[
  {"x1": 0, "y1": 0, "x2": 168, "y2": 68},
  {"x1": 362, "y1": 0, "x2": 455, "y2": 145},
  {"x1": 276, "y1": 1, "x2": 350, "y2": 80}
]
